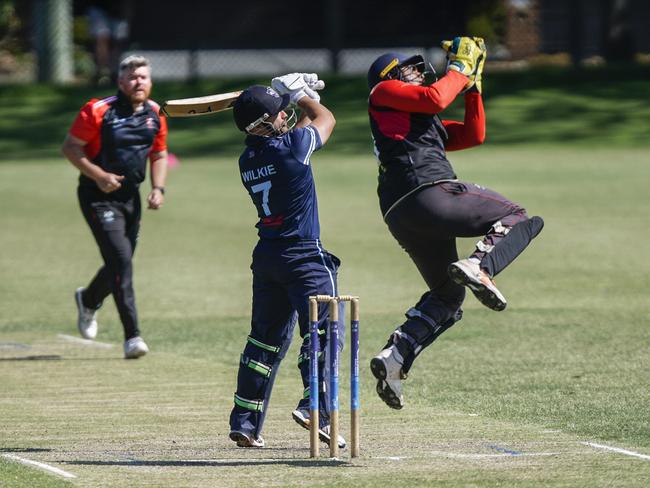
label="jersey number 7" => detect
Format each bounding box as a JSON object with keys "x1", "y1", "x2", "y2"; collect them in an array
[{"x1": 251, "y1": 181, "x2": 272, "y2": 216}]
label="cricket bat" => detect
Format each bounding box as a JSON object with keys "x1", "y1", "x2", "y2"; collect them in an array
[{"x1": 160, "y1": 91, "x2": 242, "y2": 117}]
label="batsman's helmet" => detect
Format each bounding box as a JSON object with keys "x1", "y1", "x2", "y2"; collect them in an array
[
  {"x1": 367, "y1": 53, "x2": 432, "y2": 89},
  {"x1": 233, "y1": 85, "x2": 290, "y2": 133}
]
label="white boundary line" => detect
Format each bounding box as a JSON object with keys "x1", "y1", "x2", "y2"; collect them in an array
[
  {"x1": 582, "y1": 442, "x2": 650, "y2": 461},
  {"x1": 57, "y1": 334, "x2": 114, "y2": 349},
  {"x1": 2, "y1": 454, "x2": 77, "y2": 479},
  {"x1": 427, "y1": 450, "x2": 559, "y2": 459}
]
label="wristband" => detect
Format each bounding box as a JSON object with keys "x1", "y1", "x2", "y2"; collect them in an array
[{"x1": 153, "y1": 186, "x2": 165, "y2": 194}]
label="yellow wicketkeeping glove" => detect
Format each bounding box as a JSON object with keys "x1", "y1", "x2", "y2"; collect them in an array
[
  {"x1": 441, "y1": 36, "x2": 485, "y2": 84},
  {"x1": 468, "y1": 37, "x2": 487, "y2": 93}
]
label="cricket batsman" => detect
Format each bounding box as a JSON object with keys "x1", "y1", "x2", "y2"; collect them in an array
[
  {"x1": 367, "y1": 37, "x2": 544, "y2": 409},
  {"x1": 227, "y1": 74, "x2": 345, "y2": 449}
]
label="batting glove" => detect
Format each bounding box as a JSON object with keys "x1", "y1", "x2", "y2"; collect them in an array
[
  {"x1": 272, "y1": 73, "x2": 325, "y2": 105},
  {"x1": 271, "y1": 73, "x2": 307, "y2": 93},
  {"x1": 302, "y1": 73, "x2": 324, "y2": 103},
  {"x1": 441, "y1": 36, "x2": 483, "y2": 78},
  {"x1": 271, "y1": 73, "x2": 308, "y2": 104},
  {"x1": 303, "y1": 86, "x2": 321, "y2": 103},
  {"x1": 303, "y1": 73, "x2": 325, "y2": 91}
]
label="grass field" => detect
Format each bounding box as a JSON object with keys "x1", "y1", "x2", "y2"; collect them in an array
[
  {"x1": 1, "y1": 66, "x2": 650, "y2": 161},
  {"x1": 1, "y1": 146, "x2": 649, "y2": 487}
]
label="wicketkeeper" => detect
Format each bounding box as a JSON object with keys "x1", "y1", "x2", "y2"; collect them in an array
[
  {"x1": 228, "y1": 74, "x2": 345, "y2": 449},
  {"x1": 366, "y1": 38, "x2": 544, "y2": 409}
]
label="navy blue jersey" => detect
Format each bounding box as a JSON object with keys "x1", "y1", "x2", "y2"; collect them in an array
[{"x1": 239, "y1": 126, "x2": 323, "y2": 240}]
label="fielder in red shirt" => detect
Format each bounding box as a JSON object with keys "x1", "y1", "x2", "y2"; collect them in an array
[
  {"x1": 367, "y1": 38, "x2": 544, "y2": 409},
  {"x1": 62, "y1": 55, "x2": 168, "y2": 359}
]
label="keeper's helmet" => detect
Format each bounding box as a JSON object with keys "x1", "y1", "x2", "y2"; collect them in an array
[{"x1": 367, "y1": 52, "x2": 435, "y2": 89}]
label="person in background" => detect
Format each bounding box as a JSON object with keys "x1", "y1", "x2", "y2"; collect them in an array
[
  {"x1": 85, "y1": 0, "x2": 131, "y2": 85},
  {"x1": 62, "y1": 55, "x2": 168, "y2": 359}
]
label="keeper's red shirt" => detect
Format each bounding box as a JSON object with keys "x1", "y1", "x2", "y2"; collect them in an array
[{"x1": 368, "y1": 71, "x2": 485, "y2": 215}]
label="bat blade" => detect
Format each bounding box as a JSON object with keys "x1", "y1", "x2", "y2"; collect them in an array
[{"x1": 161, "y1": 91, "x2": 242, "y2": 117}]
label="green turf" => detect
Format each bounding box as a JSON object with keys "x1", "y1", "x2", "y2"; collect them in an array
[
  {"x1": 1, "y1": 66, "x2": 649, "y2": 162},
  {"x1": 1, "y1": 148, "x2": 649, "y2": 486},
  {"x1": 0, "y1": 457, "x2": 73, "y2": 487}
]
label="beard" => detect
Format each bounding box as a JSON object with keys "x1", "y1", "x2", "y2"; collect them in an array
[{"x1": 129, "y1": 88, "x2": 150, "y2": 104}]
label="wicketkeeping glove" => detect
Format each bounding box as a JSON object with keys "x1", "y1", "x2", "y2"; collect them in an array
[
  {"x1": 441, "y1": 36, "x2": 484, "y2": 78},
  {"x1": 467, "y1": 38, "x2": 487, "y2": 93}
]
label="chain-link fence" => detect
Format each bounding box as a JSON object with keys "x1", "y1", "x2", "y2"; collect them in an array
[{"x1": 1, "y1": 0, "x2": 649, "y2": 84}]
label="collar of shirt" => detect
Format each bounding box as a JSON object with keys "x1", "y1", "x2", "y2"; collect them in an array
[{"x1": 245, "y1": 134, "x2": 274, "y2": 147}]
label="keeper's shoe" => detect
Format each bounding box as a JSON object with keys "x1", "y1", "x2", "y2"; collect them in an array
[
  {"x1": 291, "y1": 405, "x2": 347, "y2": 449},
  {"x1": 75, "y1": 287, "x2": 98, "y2": 340},
  {"x1": 370, "y1": 344, "x2": 406, "y2": 410},
  {"x1": 448, "y1": 259, "x2": 507, "y2": 311},
  {"x1": 124, "y1": 336, "x2": 149, "y2": 359},
  {"x1": 229, "y1": 430, "x2": 265, "y2": 448}
]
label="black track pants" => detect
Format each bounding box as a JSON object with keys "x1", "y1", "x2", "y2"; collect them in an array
[
  {"x1": 78, "y1": 187, "x2": 141, "y2": 340},
  {"x1": 385, "y1": 181, "x2": 542, "y2": 325}
]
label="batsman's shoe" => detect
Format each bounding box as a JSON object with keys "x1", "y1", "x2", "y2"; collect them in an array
[
  {"x1": 229, "y1": 430, "x2": 265, "y2": 448},
  {"x1": 370, "y1": 345, "x2": 406, "y2": 410},
  {"x1": 291, "y1": 407, "x2": 347, "y2": 449},
  {"x1": 75, "y1": 287, "x2": 98, "y2": 340},
  {"x1": 124, "y1": 336, "x2": 149, "y2": 359},
  {"x1": 318, "y1": 424, "x2": 347, "y2": 449},
  {"x1": 291, "y1": 406, "x2": 311, "y2": 429},
  {"x1": 448, "y1": 259, "x2": 507, "y2": 311}
]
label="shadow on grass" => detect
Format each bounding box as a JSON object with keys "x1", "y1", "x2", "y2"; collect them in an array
[
  {"x1": 0, "y1": 356, "x2": 124, "y2": 361},
  {"x1": 0, "y1": 448, "x2": 53, "y2": 453},
  {"x1": 0, "y1": 354, "x2": 61, "y2": 361},
  {"x1": 67, "y1": 458, "x2": 351, "y2": 468}
]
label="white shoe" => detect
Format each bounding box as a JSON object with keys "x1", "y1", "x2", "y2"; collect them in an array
[
  {"x1": 370, "y1": 344, "x2": 405, "y2": 410},
  {"x1": 291, "y1": 409, "x2": 347, "y2": 449},
  {"x1": 448, "y1": 259, "x2": 507, "y2": 311},
  {"x1": 124, "y1": 336, "x2": 149, "y2": 359},
  {"x1": 318, "y1": 424, "x2": 347, "y2": 449},
  {"x1": 229, "y1": 431, "x2": 265, "y2": 448},
  {"x1": 75, "y1": 287, "x2": 98, "y2": 340}
]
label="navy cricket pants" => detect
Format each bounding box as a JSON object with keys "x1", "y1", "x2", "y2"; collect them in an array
[
  {"x1": 230, "y1": 239, "x2": 342, "y2": 438},
  {"x1": 77, "y1": 186, "x2": 141, "y2": 340}
]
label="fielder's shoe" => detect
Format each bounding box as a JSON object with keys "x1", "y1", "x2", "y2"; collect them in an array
[
  {"x1": 291, "y1": 405, "x2": 347, "y2": 449},
  {"x1": 124, "y1": 336, "x2": 149, "y2": 359},
  {"x1": 75, "y1": 287, "x2": 98, "y2": 340},
  {"x1": 229, "y1": 430, "x2": 265, "y2": 448},
  {"x1": 448, "y1": 259, "x2": 507, "y2": 311},
  {"x1": 370, "y1": 344, "x2": 406, "y2": 410}
]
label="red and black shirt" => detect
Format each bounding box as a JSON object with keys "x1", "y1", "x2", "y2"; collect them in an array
[
  {"x1": 368, "y1": 70, "x2": 485, "y2": 216},
  {"x1": 69, "y1": 90, "x2": 168, "y2": 197}
]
